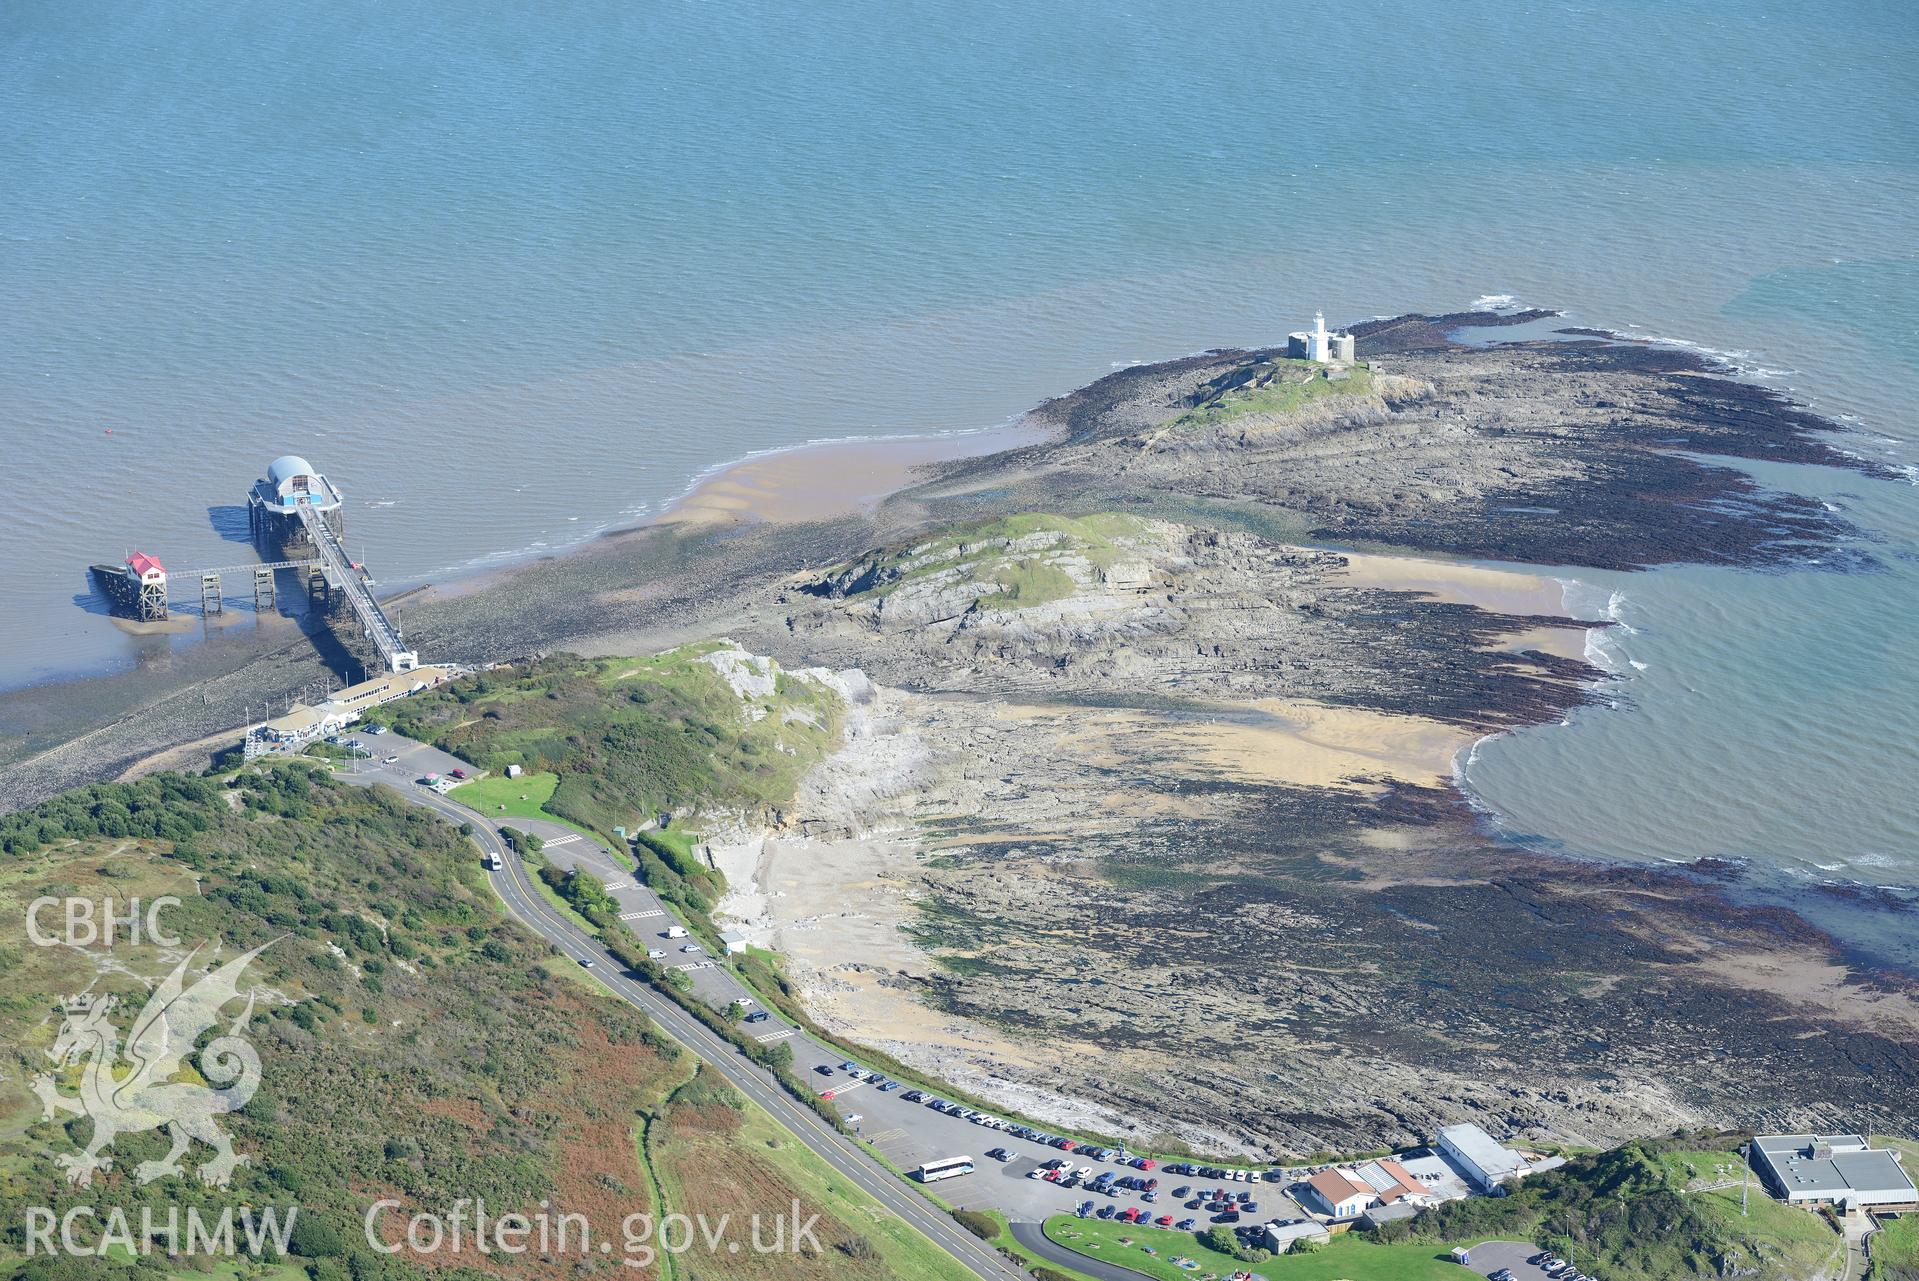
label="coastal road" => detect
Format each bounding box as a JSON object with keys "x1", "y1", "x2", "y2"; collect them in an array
[
  {"x1": 334, "y1": 742, "x2": 1227, "y2": 1219},
  {"x1": 1009, "y1": 1221, "x2": 1158, "y2": 1281},
  {"x1": 336, "y1": 746, "x2": 1028, "y2": 1281}
]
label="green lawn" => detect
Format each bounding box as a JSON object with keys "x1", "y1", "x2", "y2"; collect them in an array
[
  {"x1": 1043, "y1": 1216, "x2": 1476, "y2": 1281},
  {"x1": 1648, "y1": 1148, "x2": 1843, "y2": 1278},
  {"x1": 1872, "y1": 1211, "x2": 1919, "y2": 1279},
  {"x1": 1172, "y1": 362, "x2": 1374, "y2": 428},
  {"x1": 449, "y1": 768, "x2": 560, "y2": 821}
]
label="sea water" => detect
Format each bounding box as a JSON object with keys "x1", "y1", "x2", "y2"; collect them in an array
[{"x1": 2, "y1": 2, "x2": 1915, "y2": 897}]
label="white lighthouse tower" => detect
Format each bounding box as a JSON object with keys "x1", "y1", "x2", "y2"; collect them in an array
[{"x1": 1288, "y1": 311, "x2": 1356, "y2": 364}]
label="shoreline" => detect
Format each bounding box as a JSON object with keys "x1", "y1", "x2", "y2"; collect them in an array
[
  {"x1": 6, "y1": 315, "x2": 1916, "y2": 962},
  {"x1": 6, "y1": 312, "x2": 1917, "y2": 1146}
]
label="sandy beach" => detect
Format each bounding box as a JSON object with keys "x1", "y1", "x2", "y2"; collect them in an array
[{"x1": 656, "y1": 423, "x2": 1045, "y2": 528}]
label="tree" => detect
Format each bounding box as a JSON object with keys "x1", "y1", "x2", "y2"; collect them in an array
[{"x1": 1198, "y1": 1225, "x2": 1240, "y2": 1257}]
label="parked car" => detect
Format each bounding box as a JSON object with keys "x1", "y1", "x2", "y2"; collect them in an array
[
  {"x1": 1154, "y1": 1214, "x2": 1174, "y2": 1227},
  {"x1": 647, "y1": 949, "x2": 666, "y2": 958},
  {"x1": 679, "y1": 943, "x2": 701, "y2": 953},
  {"x1": 381, "y1": 755, "x2": 399, "y2": 764},
  {"x1": 1175, "y1": 1218, "x2": 1196, "y2": 1231},
  {"x1": 449, "y1": 768, "x2": 467, "y2": 779},
  {"x1": 1212, "y1": 1211, "x2": 1240, "y2": 1224},
  {"x1": 1077, "y1": 1202, "x2": 1094, "y2": 1218},
  {"x1": 902, "y1": 1090, "x2": 924, "y2": 1103},
  {"x1": 1172, "y1": 1185, "x2": 1190, "y2": 1198},
  {"x1": 744, "y1": 1011, "x2": 769, "y2": 1023},
  {"x1": 877, "y1": 1080, "x2": 900, "y2": 1092},
  {"x1": 1141, "y1": 1191, "x2": 1157, "y2": 1203},
  {"x1": 814, "y1": 1065, "x2": 833, "y2": 1076},
  {"x1": 1096, "y1": 1205, "x2": 1115, "y2": 1220},
  {"x1": 986, "y1": 1148, "x2": 1010, "y2": 1161}
]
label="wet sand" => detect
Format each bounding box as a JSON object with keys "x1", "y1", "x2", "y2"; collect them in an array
[
  {"x1": 657, "y1": 423, "x2": 1045, "y2": 528},
  {"x1": 1334, "y1": 550, "x2": 1595, "y2": 661}
]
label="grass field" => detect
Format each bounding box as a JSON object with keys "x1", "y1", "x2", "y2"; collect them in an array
[
  {"x1": 449, "y1": 768, "x2": 560, "y2": 820},
  {"x1": 1646, "y1": 1148, "x2": 1842, "y2": 1279},
  {"x1": 648, "y1": 1067, "x2": 973, "y2": 1280},
  {"x1": 1172, "y1": 361, "x2": 1375, "y2": 428},
  {"x1": 1043, "y1": 1216, "x2": 1478, "y2": 1281},
  {"x1": 1872, "y1": 1212, "x2": 1919, "y2": 1280}
]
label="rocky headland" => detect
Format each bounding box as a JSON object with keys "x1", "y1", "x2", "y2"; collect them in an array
[{"x1": 5, "y1": 311, "x2": 1914, "y2": 1156}]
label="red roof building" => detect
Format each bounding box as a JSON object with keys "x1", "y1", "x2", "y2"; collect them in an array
[{"x1": 125, "y1": 552, "x2": 167, "y2": 581}]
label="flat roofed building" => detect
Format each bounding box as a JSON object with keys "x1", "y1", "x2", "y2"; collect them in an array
[
  {"x1": 1437, "y1": 1123, "x2": 1527, "y2": 1191},
  {"x1": 1751, "y1": 1135, "x2": 1917, "y2": 1210},
  {"x1": 1263, "y1": 1220, "x2": 1332, "y2": 1252}
]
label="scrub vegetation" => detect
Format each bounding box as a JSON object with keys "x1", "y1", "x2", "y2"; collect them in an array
[
  {"x1": 364, "y1": 645, "x2": 843, "y2": 841},
  {"x1": 1170, "y1": 357, "x2": 1376, "y2": 428},
  {"x1": 810, "y1": 512, "x2": 1168, "y2": 610},
  {"x1": 1369, "y1": 1134, "x2": 1841, "y2": 1281},
  {"x1": 0, "y1": 763, "x2": 964, "y2": 1281}
]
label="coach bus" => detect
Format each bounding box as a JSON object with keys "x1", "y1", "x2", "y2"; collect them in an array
[{"x1": 912, "y1": 1156, "x2": 976, "y2": 1183}]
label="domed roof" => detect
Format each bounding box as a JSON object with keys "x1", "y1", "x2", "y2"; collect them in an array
[{"x1": 267, "y1": 455, "x2": 317, "y2": 485}]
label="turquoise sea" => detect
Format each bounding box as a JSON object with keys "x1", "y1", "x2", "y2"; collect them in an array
[{"x1": 3, "y1": 3, "x2": 1916, "y2": 935}]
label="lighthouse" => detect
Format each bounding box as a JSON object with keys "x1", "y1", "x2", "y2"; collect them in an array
[{"x1": 1287, "y1": 311, "x2": 1356, "y2": 364}]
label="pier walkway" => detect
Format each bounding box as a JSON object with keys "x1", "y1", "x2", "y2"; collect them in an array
[{"x1": 298, "y1": 504, "x2": 418, "y2": 671}]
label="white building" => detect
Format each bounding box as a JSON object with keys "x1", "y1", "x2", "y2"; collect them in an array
[
  {"x1": 1287, "y1": 311, "x2": 1356, "y2": 364},
  {"x1": 1751, "y1": 1135, "x2": 1917, "y2": 1211},
  {"x1": 1300, "y1": 1168, "x2": 1377, "y2": 1219},
  {"x1": 1437, "y1": 1123, "x2": 1527, "y2": 1191},
  {"x1": 719, "y1": 929, "x2": 749, "y2": 955}
]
